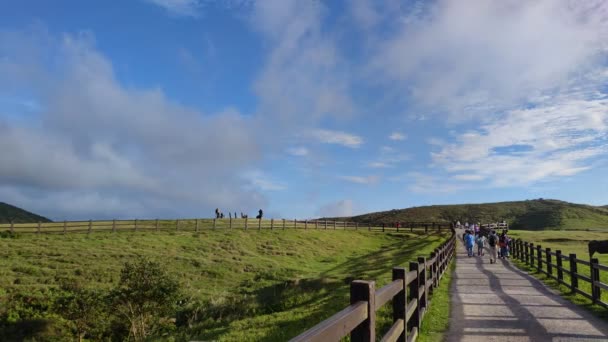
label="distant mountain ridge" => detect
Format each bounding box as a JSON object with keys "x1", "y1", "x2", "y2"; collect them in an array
[
  {"x1": 337, "y1": 199, "x2": 608, "y2": 230},
  {"x1": 0, "y1": 202, "x2": 52, "y2": 223}
]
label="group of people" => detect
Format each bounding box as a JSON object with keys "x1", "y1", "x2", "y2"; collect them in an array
[
  {"x1": 463, "y1": 228, "x2": 511, "y2": 264},
  {"x1": 214, "y1": 208, "x2": 262, "y2": 220}
]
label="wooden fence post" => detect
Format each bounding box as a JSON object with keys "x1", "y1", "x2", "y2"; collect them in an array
[
  {"x1": 382, "y1": 223, "x2": 385, "y2": 232},
  {"x1": 393, "y1": 267, "x2": 407, "y2": 342},
  {"x1": 195, "y1": 219, "x2": 199, "y2": 233},
  {"x1": 294, "y1": 219, "x2": 297, "y2": 229},
  {"x1": 569, "y1": 253, "x2": 578, "y2": 293},
  {"x1": 10, "y1": 221, "x2": 14, "y2": 234},
  {"x1": 408, "y1": 261, "x2": 421, "y2": 333},
  {"x1": 591, "y1": 258, "x2": 601, "y2": 303},
  {"x1": 546, "y1": 248, "x2": 552, "y2": 276},
  {"x1": 430, "y1": 252, "x2": 437, "y2": 291},
  {"x1": 214, "y1": 219, "x2": 217, "y2": 229},
  {"x1": 410, "y1": 223, "x2": 413, "y2": 233},
  {"x1": 258, "y1": 218, "x2": 262, "y2": 230},
  {"x1": 134, "y1": 219, "x2": 138, "y2": 232},
  {"x1": 556, "y1": 250, "x2": 563, "y2": 283},
  {"x1": 63, "y1": 220, "x2": 67, "y2": 234},
  {"x1": 344, "y1": 221, "x2": 347, "y2": 230},
  {"x1": 368, "y1": 222, "x2": 371, "y2": 231},
  {"x1": 325, "y1": 220, "x2": 328, "y2": 230},
  {"x1": 37, "y1": 221, "x2": 41, "y2": 234},
  {"x1": 88, "y1": 220, "x2": 92, "y2": 235},
  {"x1": 305, "y1": 220, "x2": 307, "y2": 230},
  {"x1": 334, "y1": 220, "x2": 336, "y2": 230},
  {"x1": 282, "y1": 219, "x2": 285, "y2": 230},
  {"x1": 315, "y1": 220, "x2": 318, "y2": 229},
  {"x1": 537, "y1": 245, "x2": 542, "y2": 272},
  {"x1": 350, "y1": 280, "x2": 375, "y2": 342},
  {"x1": 230, "y1": 217, "x2": 233, "y2": 229},
  {"x1": 418, "y1": 257, "x2": 427, "y2": 312},
  {"x1": 529, "y1": 243, "x2": 535, "y2": 267},
  {"x1": 524, "y1": 242, "x2": 529, "y2": 264},
  {"x1": 270, "y1": 218, "x2": 273, "y2": 230},
  {"x1": 425, "y1": 224, "x2": 428, "y2": 233},
  {"x1": 155, "y1": 219, "x2": 159, "y2": 232}
]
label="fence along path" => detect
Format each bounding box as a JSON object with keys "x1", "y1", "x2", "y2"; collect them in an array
[
  {"x1": 447, "y1": 228, "x2": 608, "y2": 342},
  {"x1": 510, "y1": 238, "x2": 608, "y2": 309},
  {"x1": 0, "y1": 219, "x2": 449, "y2": 235},
  {"x1": 290, "y1": 228, "x2": 456, "y2": 342}
]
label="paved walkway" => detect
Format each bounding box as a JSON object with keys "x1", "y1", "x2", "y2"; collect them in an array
[{"x1": 447, "y1": 228, "x2": 608, "y2": 342}]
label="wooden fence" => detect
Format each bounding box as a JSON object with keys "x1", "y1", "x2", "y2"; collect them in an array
[
  {"x1": 509, "y1": 239, "x2": 608, "y2": 308},
  {"x1": 0, "y1": 219, "x2": 451, "y2": 235},
  {"x1": 290, "y1": 228, "x2": 456, "y2": 342}
]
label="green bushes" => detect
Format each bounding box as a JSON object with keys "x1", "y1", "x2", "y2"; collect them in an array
[{"x1": 0, "y1": 258, "x2": 181, "y2": 341}]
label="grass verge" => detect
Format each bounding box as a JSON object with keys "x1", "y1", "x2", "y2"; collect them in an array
[{"x1": 417, "y1": 259, "x2": 455, "y2": 342}]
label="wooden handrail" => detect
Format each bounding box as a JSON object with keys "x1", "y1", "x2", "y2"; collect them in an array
[{"x1": 291, "y1": 229, "x2": 456, "y2": 341}]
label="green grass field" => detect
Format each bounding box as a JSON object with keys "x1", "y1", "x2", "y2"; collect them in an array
[
  {"x1": 508, "y1": 230, "x2": 608, "y2": 319},
  {"x1": 0, "y1": 229, "x2": 448, "y2": 341}
]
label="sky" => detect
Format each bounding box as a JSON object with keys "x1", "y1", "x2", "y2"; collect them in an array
[{"x1": 1, "y1": 0, "x2": 608, "y2": 220}]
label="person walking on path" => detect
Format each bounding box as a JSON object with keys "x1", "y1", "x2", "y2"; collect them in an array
[
  {"x1": 488, "y1": 230, "x2": 498, "y2": 263},
  {"x1": 464, "y1": 230, "x2": 475, "y2": 257},
  {"x1": 499, "y1": 232, "x2": 510, "y2": 259},
  {"x1": 476, "y1": 233, "x2": 486, "y2": 256}
]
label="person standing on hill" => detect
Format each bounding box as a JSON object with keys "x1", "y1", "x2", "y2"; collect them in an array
[
  {"x1": 256, "y1": 209, "x2": 263, "y2": 219},
  {"x1": 488, "y1": 230, "x2": 498, "y2": 264}
]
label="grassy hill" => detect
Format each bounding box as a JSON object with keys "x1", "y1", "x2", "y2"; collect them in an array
[
  {"x1": 339, "y1": 199, "x2": 608, "y2": 230},
  {"x1": 0, "y1": 202, "x2": 51, "y2": 224},
  {"x1": 0, "y1": 229, "x2": 446, "y2": 341}
]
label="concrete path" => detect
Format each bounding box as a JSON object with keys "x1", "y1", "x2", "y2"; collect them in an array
[{"x1": 447, "y1": 228, "x2": 608, "y2": 342}]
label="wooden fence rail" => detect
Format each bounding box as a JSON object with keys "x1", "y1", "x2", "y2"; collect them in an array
[
  {"x1": 0, "y1": 219, "x2": 451, "y2": 235},
  {"x1": 290, "y1": 228, "x2": 456, "y2": 342},
  {"x1": 510, "y1": 239, "x2": 608, "y2": 309}
]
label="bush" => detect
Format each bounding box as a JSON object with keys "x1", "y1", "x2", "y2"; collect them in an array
[
  {"x1": 111, "y1": 258, "x2": 181, "y2": 341},
  {"x1": 54, "y1": 282, "x2": 109, "y2": 342}
]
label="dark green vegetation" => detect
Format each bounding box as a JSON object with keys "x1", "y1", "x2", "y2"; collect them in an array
[
  {"x1": 0, "y1": 202, "x2": 51, "y2": 224},
  {"x1": 509, "y1": 230, "x2": 608, "y2": 320},
  {"x1": 0, "y1": 229, "x2": 447, "y2": 341},
  {"x1": 338, "y1": 199, "x2": 608, "y2": 230}
]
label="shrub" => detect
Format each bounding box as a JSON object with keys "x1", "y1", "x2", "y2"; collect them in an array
[
  {"x1": 54, "y1": 282, "x2": 109, "y2": 342},
  {"x1": 111, "y1": 258, "x2": 180, "y2": 341}
]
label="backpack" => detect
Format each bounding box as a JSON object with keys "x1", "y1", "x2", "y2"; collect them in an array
[
  {"x1": 476, "y1": 237, "x2": 484, "y2": 247},
  {"x1": 488, "y1": 234, "x2": 497, "y2": 247}
]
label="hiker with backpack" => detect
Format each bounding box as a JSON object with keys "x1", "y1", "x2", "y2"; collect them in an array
[
  {"x1": 488, "y1": 230, "x2": 498, "y2": 263},
  {"x1": 476, "y1": 233, "x2": 486, "y2": 256}
]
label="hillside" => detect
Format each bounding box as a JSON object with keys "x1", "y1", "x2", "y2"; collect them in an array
[
  {"x1": 340, "y1": 199, "x2": 608, "y2": 230},
  {"x1": 0, "y1": 229, "x2": 446, "y2": 341},
  {"x1": 0, "y1": 202, "x2": 51, "y2": 223}
]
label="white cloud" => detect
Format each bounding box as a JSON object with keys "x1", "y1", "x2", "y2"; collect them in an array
[
  {"x1": 389, "y1": 132, "x2": 406, "y2": 141},
  {"x1": 312, "y1": 129, "x2": 363, "y2": 148},
  {"x1": 251, "y1": 0, "x2": 356, "y2": 127},
  {"x1": 287, "y1": 147, "x2": 309, "y2": 156},
  {"x1": 317, "y1": 199, "x2": 354, "y2": 218},
  {"x1": 339, "y1": 175, "x2": 379, "y2": 185},
  {"x1": 0, "y1": 29, "x2": 266, "y2": 219},
  {"x1": 371, "y1": 0, "x2": 608, "y2": 120},
  {"x1": 242, "y1": 170, "x2": 286, "y2": 191},
  {"x1": 143, "y1": 0, "x2": 201, "y2": 17},
  {"x1": 367, "y1": 162, "x2": 389, "y2": 168},
  {"x1": 407, "y1": 173, "x2": 464, "y2": 194},
  {"x1": 432, "y1": 99, "x2": 608, "y2": 186}
]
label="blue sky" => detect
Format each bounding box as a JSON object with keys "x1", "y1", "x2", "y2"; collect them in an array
[{"x1": 1, "y1": 0, "x2": 608, "y2": 220}]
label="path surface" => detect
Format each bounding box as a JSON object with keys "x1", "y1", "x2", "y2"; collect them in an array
[{"x1": 447, "y1": 228, "x2": 608, "y2": 342}]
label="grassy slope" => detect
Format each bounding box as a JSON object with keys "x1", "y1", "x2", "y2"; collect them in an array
[
  {"x1": 508, "y1": 230, "x2": 608, "y2": 319},
  {"x1": 0, "y1": 229, "x2": 447, "y2": 341},
  {"x1": 338, "y1": 199, "x2": 608, "y2": 230},
  {"x1": 0, "y1": 202, "x2": 52, "y2": 224}
]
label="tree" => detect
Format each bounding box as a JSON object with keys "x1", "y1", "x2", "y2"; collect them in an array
[{"x1": 112, "y1": 258, "x2": 180, "y2": 341}]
